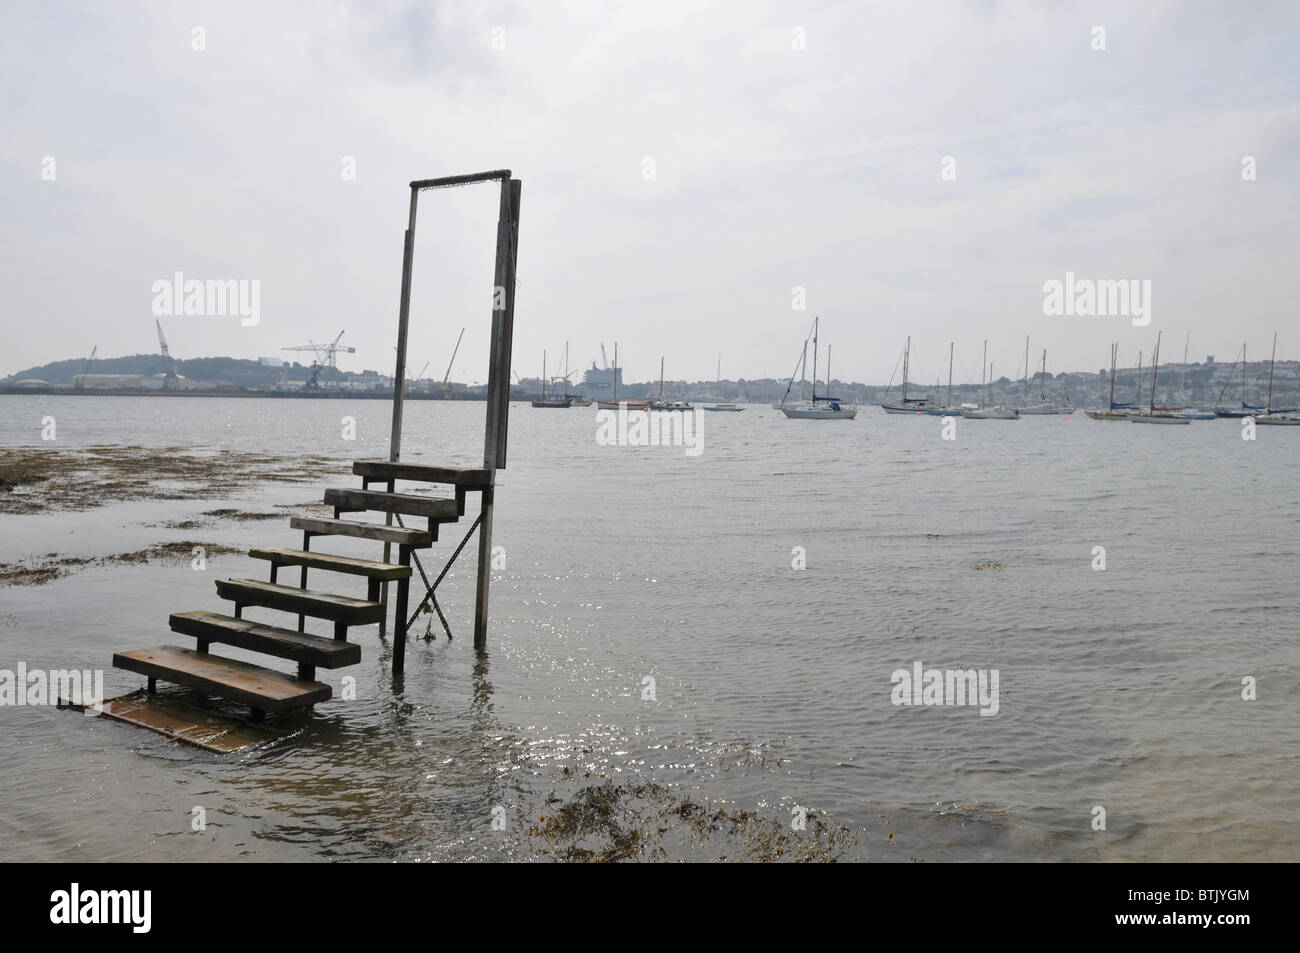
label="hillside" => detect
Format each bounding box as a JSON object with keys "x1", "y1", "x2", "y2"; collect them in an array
[{"x1": 3, "y1": 354, "x2": 345, "y2": 388}]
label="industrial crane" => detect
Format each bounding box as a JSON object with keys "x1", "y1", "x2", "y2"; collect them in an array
[
  {"x1": 281, "y1": 331, "x2": 355, "y2": 390},
  {"x1": 440, "y1": 327, "x2": 465, "y2": 392},
  {"x1": 156, "y1": 319, "x2": 177, "y2": 385},
  {"x1": 77, "y1": 346, "x2": 97, "y2": 390}
]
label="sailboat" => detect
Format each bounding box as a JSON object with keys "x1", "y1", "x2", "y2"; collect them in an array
[
  {"x1": 648, "y1": 356, "x2": 692, "y2": 411},
  {"x1": 531, "y1": 350, "x2": 573, "y2": 408},
  {"x1": 961, "y1": 342, "x2": 1019, "y2": 419},
  {"x1": 879, "y1": 337, "x2": 936, "y2": 413},
  {"x1": 1086, "y1": 343, "x2": 1135, "y2": 420},
  {"x1": 1020, "y1": 346, "x2": 1073, "y2": 413},
  {"x1": 922, "y1": 342, "x2": 962, "y2": 416},
  {"x1": 702, "y1": 354, "x2": 744, "y2": 411},
  {"x1": 1174, "y1": 331, "x2": 1215, "y2": 418},
  {"x1": 773, "y1": 317, "x2": 814, "y2": 410},
  {"x1": 1129, "y1": 331, "x2": 1191, "y2": 423},
  {"x1": 1255, "y1": 332, "x2": 1300, "y2": 425},
  {"x1": 1212, "y1": 344, "x2": 1258, "y2": 418},
  {"x1": 596, "y1": 343, "x2": 649, "y2": 411},
  {"x1": 778, "y1": 317, "x2": 857, "y2": 419}
]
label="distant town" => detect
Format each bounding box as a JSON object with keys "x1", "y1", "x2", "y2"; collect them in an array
[{"x1": 3, "y1": 347, "x2": 1297, "y2": 411}]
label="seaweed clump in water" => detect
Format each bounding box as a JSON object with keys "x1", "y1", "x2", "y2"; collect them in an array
[{"x1": 528, "y1": 781, "x2": 857, "y2": 863}]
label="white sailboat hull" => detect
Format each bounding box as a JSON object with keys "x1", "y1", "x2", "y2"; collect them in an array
[
  {"x1": 961, "y1": 407, "x2": 1020, "y2": 420},
  {"x1": 779, "y1": 405, "x2": 858, "y2": 419},
  {"x1": 1128, "y1": 413, "x2": 1191, "y2": 424}
]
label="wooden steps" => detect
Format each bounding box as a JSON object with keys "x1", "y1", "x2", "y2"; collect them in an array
[
  {"x1": 113, "y1": 645, "x2": 330, "y2": 717},
  {"x1": 324, "y1": 487, "x2": 459, "y2": 522},
  {"x1": 170, "y1": 611, "x2": 361, "y2": 668},
  {"x1": 111, "y1": 454, "x2": 486, "y2": 729},
  {"x1": 290, "y1": 515, "x2": 431, "y2": 547},
  {"x1": 248, "y1": 546, "x2": 410, "y2": 581},
  {"x1": 215, "y1": 578, "x2": 385, "y2": 625}
]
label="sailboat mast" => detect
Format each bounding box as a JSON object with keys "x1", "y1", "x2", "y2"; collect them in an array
[
  {"x1": 1135, "y1": 351, "x2": 1143, "y2": 404},
  {"x1": 659, "y1": 356, "x2": 664, "y2": 399},
  {"x1": 1024, "y1": 335, "x2": 1030, "y2": 400},
  {"x1": 1181, "y1": 330, "x2": 1190, "y2": 401},
  {"x1": 1040, "y1": 349, "x2": 1047, "y2": 401},
  {"x1": 1150, "y1": 331, "x2": 1162, "y2": 413},
  {"x1": 948, "y1": 341, "x2": 954, "y2": 408},
  {"x1": 613, "y1": 343, "x2": 618, "y2": 401},
  {"x1": 902, "y1": 336, "x2": 910, "y2": 404},
  {"x1": 827, "y1": 344, "x2": 832, "y2": 399},
  {"x1": 811, "y1": 316, "x2": 820, "y2": 402},
  {"x1": 1267, "y1": 332, "x2": 1277, "y2": 413},
  {"x1": 1242, "y1": 342, "x2": 1247, "y2": 407},
  {"x1": 1108, "y1": 342, "x2": 1116, "y2": 409},
  {"x1": 981, "y1": 340, "x2": 988, "y2": 405},
  {"x1": 800, "y1": 342, "x2": 807, "y2": 401},
  {"x1": 564, "y1": 341, "x2": 570, "y2": 396},
  {"x1": 716, "y1": 353, "x2": 722, "y2": 403},
  {"x1": 542, "y1": 350, "x2": 547, "y2": 399}
]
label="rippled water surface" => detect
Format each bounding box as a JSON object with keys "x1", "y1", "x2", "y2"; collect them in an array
[{"x1": 1, "y1": 395, "x2": 1296, "y2": 861}]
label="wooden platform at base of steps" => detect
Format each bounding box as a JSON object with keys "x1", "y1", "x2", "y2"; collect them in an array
[
  {"x1": 88, "y1": 689, "x2": 282, "y2": 753},
  {"x1": 113, "y1": 645, "x2": 331, "y2": 713}
]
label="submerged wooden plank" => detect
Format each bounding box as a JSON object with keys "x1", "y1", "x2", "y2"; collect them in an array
[{"x1": 95, "y1": 691, "x2": 281, "y2": 753}]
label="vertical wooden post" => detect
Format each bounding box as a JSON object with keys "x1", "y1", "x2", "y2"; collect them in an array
[
  {"x1": 394, "y1": 546, "x2": 412, "y2": 674},
  {"x1": 383, "y1": 188, "x2": 419, "y2": 646},
  {"x1": 474, "y1": 178, "x2": 520, "y2": 650}
]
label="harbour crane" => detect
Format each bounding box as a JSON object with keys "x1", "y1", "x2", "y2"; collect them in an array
[
  {"x1": 440, "y1": 327, "x2": 465, "y2": 392},
  {"x1": 281, "y1": 330, "x2": 355, "y2": 390},
  {"x1": 600, "y1": 343, "x2": 609, "y2": 371},
  {"x1": 156, "y1": 319, "x2": 177, "y2": 385},
  {"x1": 77, "y1": 346, "x2": 97, "y2": 390}
]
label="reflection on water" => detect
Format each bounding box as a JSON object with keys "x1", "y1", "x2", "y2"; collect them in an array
[{"x1": 1, "y1": 395, "x2": 1297, "y2": 861}]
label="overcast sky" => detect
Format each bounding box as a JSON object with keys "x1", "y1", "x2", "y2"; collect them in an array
[{"x1": 3, "y1": 0, "x2": 1298, "y2": 386}]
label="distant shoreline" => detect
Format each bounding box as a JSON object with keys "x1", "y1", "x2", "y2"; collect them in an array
[{"x1": 0, "y1": 386, "x2": 489, "y2": 400}]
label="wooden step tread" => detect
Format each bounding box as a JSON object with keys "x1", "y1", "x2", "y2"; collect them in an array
[
  {"x1": 215, "y1": 578, "x2": 385, "y2": 625},
  {"x1": 324, "y1": 487, "x2": 459, "y2": 521},
  {"x1": 248, "y1": 546, "x2": 411, "y2": 581},
  {"x1": 170, "y1": 611, "x2": 361, "y2": 668},
  {"x1": 353, "y1": 460, "x2": 492, "y2": 487},
  {"x1": 113, "y1": 645, "x2": 331, "y2": 712},
  {"x1": 290, "y1": 515, "x2": 431, "y2": 547}
]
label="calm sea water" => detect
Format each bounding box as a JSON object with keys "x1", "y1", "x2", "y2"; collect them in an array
[{"x1": 1, "y1": 394, "x2": 1297, "y2": 861}]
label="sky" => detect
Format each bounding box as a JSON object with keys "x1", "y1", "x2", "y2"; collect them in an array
[{"x1": 2, "y1": 0, "x2": 1298, "y2": 387}]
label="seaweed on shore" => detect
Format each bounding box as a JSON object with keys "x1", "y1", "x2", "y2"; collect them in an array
[
  {"x1": 0, "y1": 446, "x2": 340, "y2": 515},
  {"x1": 0, "y1": 541, "x2": 242, "y2": 586}
]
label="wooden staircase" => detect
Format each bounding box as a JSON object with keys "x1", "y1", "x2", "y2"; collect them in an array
[{"x1": 113, "y1": 460, "x2": 492, "y2": 722}]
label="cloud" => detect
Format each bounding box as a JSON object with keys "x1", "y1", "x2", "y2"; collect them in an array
[{"x1": 2, "y1": 0, "x2": 1298, "y2": 384}]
